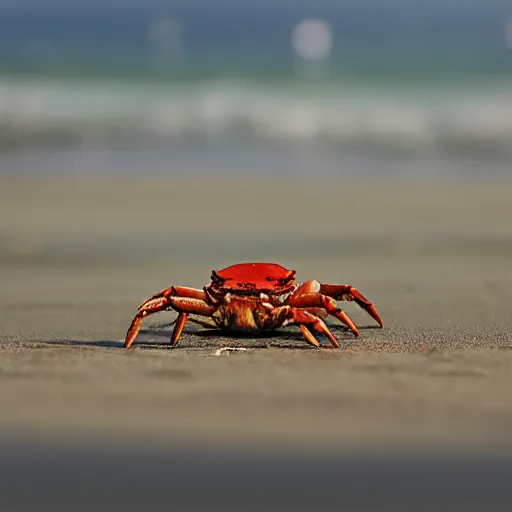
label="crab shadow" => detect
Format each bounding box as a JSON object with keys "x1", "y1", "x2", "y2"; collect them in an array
[
  {"x1": 41, "y1": 339, "x2": 124, "y2": 349},
  {"x1": 41, "y1": 324, "x2": 379, "y2": 351},
  {"x1": 41, "y1": 338, "x2": 176, "y2": 350},
  {"x1": 128, "y1": 323, "x2": 374, "y2": 350}
]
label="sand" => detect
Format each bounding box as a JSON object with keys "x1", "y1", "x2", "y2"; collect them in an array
[{"x1": 1, "y1": 173, "x2": 512, "y2": 454}]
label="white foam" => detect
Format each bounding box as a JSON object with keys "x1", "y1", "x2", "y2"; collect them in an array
[{"x1": 1, "y1": 77, "x2": 512, "y2": 158}]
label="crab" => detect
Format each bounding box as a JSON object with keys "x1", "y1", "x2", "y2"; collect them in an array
[{"x1": 124, "y1": 262, "x2": 383, "y2": 350}]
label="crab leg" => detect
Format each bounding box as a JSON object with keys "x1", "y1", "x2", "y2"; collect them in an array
[
  {"x1": 296, "y1": 307, "x2": 328, "y2": 320},
  {"x1": 278, "y1": 307, "x2": 340, "y2": 348},
  {"x1": 290, "y1": 280, "x2": 383, "y2": 328},
  {"x1": 138, "y1": 286, "x2": 206, "y2": 310},
  {"x1": 320, "y1": 283, "x2": 383, "y2": 327},
  {"x1": 125, "y1": 296, "x2": 214, "y2": 349},
  {"x1": 170, "y1": 312, "x2": 188, "y2": 345},
  {"x1": 288, "y1": 293, "x2": 360, "y2": 337}
]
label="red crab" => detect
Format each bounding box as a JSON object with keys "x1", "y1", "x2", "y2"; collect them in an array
[{"x1": 124, "y1": 262, "x2": 383, "y2": 349}]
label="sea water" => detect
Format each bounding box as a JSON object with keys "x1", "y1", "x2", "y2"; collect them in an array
[{"x1": 1, "y1": 1, "x2": 511, "y2": 179}]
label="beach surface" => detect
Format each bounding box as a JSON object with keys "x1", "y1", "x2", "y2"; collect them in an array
[{"x1": 1, "y1": 173, "x2": 512, "y2": 451}]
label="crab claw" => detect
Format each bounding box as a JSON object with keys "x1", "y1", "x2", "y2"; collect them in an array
[
  {"x1": 125, "y1": 296, "x2": 170, "y2": 348},
  {"x1": 286, "y1": 291, "x2": 361, "y2": 337},
  {"x1": 351, "y1": 290, "x2": 383, "y2": 328},
  {"x1": 319, "y1": 284, "x2": 383, "y2": 328},
  {"x1": 138, "y1": 288, "x2": 172, "y2": 310}
]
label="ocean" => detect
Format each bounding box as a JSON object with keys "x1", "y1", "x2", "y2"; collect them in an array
[{"x1": 1, "y1": 1, "x2": 512, "y2": 178}]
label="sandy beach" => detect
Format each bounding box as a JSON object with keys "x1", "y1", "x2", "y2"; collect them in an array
[
  {"x1": 1, "y1": 173, "x2": 512, "y2": 450},
  {"x1": 1, "y1": 173, "x2": 512, "y2": 508}
]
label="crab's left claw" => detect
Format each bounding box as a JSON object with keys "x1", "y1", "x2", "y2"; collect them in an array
[{"x1": 125, "y1": 296, "x2": 171, "y2": 349}]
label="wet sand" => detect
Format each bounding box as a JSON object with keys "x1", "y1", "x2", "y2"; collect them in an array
[{"x1": 1, "y1": 173, "x2": 512, "y2": 452}]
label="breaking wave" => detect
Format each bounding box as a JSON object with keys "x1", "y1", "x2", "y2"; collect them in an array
[{"x1": 1, "y1": 77, "x2": 512, "y2": 159}]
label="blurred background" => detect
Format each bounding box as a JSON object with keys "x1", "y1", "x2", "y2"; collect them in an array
[{"x1": 0, "y1": 0, "x2": 512, "y2": 177}]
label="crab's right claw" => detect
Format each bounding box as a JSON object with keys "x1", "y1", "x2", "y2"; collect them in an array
[
  {"x1": 352, "y1": 291, "x2": 383, "y2": 328},
  {"x1": 319, "y1": 283, "x2": 384, "y2": 328}
]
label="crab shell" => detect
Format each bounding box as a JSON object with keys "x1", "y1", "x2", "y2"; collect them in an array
[{"x1": 208, "y1": 262, "x2": 297, "y2": 297}]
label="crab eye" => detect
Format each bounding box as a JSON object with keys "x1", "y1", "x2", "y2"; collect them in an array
[{"x1": 211, "y1": 271, "x2": 225, "y2": 284}]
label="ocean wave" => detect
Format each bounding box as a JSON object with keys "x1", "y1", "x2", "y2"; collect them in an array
[{"x1": 1, "y1": 78, "x2": 512, "y2": 159}]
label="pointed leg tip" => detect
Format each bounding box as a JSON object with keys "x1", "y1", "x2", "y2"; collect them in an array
[
  {"x1": 346, "y1": 320, "x2": 360, "y2": 337},
  {"x1": 327, "y1": 336, "x2": 340, "y2": 348},
  {"x1": 123, "y1": 333, "x2": 131, "y2": 348},
  {"x1": 335, "y1": 310, "x2": 359, "y2": 338},
  {"x1": 370, "y1": 310, "x2": 384, "y2": 329}
]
